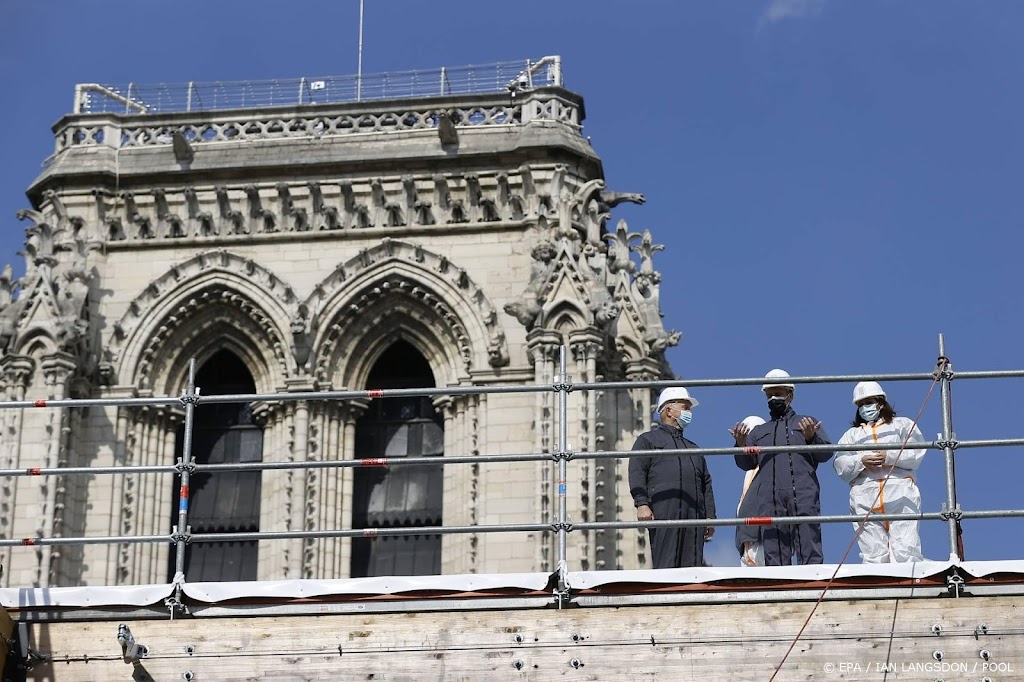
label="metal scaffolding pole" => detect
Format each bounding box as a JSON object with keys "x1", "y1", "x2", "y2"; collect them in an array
[
  {"x1": 9, "y1": 345, "x2": 1024, "y2": 586},
  {"x1": 555, "y1": 345, "x2": 570, "y2": 604},
  {"x1": 171, "y1": 360, "x2": 198, "y2": 612},
  {"x1": 7, "y1": 508, "x2": 1024, "y2": 550},
  {"x1": 937, "y1": 334, "x2": 962, "y2": 559}
]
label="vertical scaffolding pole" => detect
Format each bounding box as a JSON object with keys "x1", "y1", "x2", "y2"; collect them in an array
[
  {"x1": 171, "y1": 359, "x2": 198, "y2": 612},
  {"x1": 937, "y1": 334, "x2": 961, "y2": 560},
  {"x1": 556, "y1": 345, "x2": 569, "y2": 604}
]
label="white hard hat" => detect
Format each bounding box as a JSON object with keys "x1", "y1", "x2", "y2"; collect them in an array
[
  {"x1": 761, "y1": 369, "x2": 795, "y2": 392},
  {"x1": 656, "y1": 387, "x2": 699, "y2": 411},
  {"x1": 740, "y1": 415, "x2": 766, "y2": 431},
  {"x1": 852, "y1": 381, "x2": 886, "y2": 405}
]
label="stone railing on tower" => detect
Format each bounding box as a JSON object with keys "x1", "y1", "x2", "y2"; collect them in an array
[{"x1": 49, "y1": 88, "x2": 581, "y2": 155}]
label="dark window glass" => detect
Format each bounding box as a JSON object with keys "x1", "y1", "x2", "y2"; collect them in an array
[
  {"x1": 170, "y1": 350, "x2": 262, "y2": 582},
  {"x1": 351, "y1": 341, "x2": 444, "y2": 577}
]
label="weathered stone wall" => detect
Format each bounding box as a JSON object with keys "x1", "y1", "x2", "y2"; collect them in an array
[{"x1": 0, "y1": 87, "x2": 678, "y2": 586}]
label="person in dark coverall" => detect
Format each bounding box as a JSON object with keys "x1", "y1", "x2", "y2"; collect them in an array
[
  {"x1": 731, "y1": 369, "x2": 833, "y2": 565},
  {"x1": 629, "y1": 387, "x2": 717, "y2": 568},
  {"x1": 732, "y1": 416, "x2": 766, "y2": 566}
]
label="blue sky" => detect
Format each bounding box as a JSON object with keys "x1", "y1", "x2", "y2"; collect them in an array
[{"x1": 1, "y1": 0, "x2": 1022, "y2": 566}]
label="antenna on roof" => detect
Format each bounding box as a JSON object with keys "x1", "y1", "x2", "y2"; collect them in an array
[{"x1": 356, "y1": 0, "x2": 365, "y2": 101}]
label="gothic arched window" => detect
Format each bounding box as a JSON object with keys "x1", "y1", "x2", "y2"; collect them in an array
[
  {"x1": 351, "y1": 341, "x2": 443, "y2": 577},
  {"x1": 170, "y1": 349, "x2": 263, "y2": 582}
]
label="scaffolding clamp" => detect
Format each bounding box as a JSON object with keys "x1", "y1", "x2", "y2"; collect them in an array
[
  {"x1": 174, "y1": 457, "x2": 196, "y2": 475},
  {"x1": 178, "y1": 388, "x2": 201, "y2": 407},
  {"x1": 163, "y1": 593, "x2": 189, "y2": 619},
  {"x1": 940, "y1": 504, "x2": 963, "y2": 521},
  {"x1": 936, "y1": 438, "x2": 959, "y2": 451},
  {"x1": 946, "y1": 569, "x2": 965, "y2": 598},
  {"x1": 170, "y1": 525, "x2": 193, "y2": 545},
  {"x1": 553, "y1": 449, "x2": 575, "y2": 462},
  {"x1": 552, "y1": 374, "x2": 573, "y2": 393},
  {"x1": 552, "y1": 521, "x2": 574, "y2": 533},
  {"x1": 117, "y1": 623, "x2": 149, "y2": 663},
  {"x1": 934, "y1": 356, "x2": 954, "y2": 381}
]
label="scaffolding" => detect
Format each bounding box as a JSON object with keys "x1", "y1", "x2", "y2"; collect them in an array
[{"x1": 2, "y1": 334, "x2": 1023, "y2": 615}]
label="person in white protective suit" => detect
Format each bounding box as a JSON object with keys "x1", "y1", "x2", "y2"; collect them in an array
[
  {"x1": 732, "y1": 416, "x2": 766, "y2": 566},
  {"x1": 834, "y1": 382, "x2": 926, "y2": 563}
]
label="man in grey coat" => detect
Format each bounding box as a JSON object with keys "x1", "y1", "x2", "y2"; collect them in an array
[
  {"x1": 732, "y1": 369, "x2": 833, "y2": 565},
  {"x1": 629, "y1": 387, "x2": 716, "y2": 568}
]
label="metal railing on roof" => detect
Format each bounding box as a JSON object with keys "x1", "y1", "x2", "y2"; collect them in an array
[
  {"x1": 2, "y1": 334, "x2": 1022, "y2": 615},
  {"x1": 72, "y1": 56, "x2": 564, "y2": 115}
]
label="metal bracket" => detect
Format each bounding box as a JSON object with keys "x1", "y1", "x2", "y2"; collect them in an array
[
  {"x1": 163, "y1": 594, "x2": 190, "y2": 619},
  {"x1": 935, "y1": 439, "x2": 960, "y2": 451},
  {"x1": 552, "y1": 375, "x2": 573, "y2": 393},
  {"x1": 177, "y1": 389, "x2": 200, "y2": 408},
  {"x1": 117, "y1": 624, "x2": 149, "y2": 663},
  {"x1": 9, "y1": 622, "x2": 48, "y2": 671},
  {"x1": 553, "y1": 450, "x2": 575, "y2": 462},
  {"x1": 552, "y1": 521, "x2": 574, "y2": 532},
  {"x1": 934, "y1": 356, "x2": 953, "y2": 381},
  {"x1": 170, "y1": 525, "x2": 193, "y2": 545},
  {"x1": 940, "y1": 504, "x2": 963, "y2": 521},
  {"x1": 174, "y1": 457, "x2": 196, "y2": 475},
  {"x1": 946, "y1": 570, "x2": 965, "y2": 598}
]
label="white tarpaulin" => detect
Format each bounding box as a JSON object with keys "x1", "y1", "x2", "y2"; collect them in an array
[{"x1": 4, "y1": 559, "x2": 1023, "y2": 609}]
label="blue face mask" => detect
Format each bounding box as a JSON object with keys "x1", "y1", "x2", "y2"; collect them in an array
[
  {"x1": 858, "y1": 403, "x2": 881, "y2": 422},
  {"x1": 675, "y1": 409, "x2": 693, "y2": 428}
]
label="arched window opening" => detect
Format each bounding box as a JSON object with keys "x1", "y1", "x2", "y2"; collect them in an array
[
  {"x1": 351, "y1": 341, "x2": 443, "y2": 577},
  {"x1": 169, "y1": 349, "x2": 263, "y2": 581}
]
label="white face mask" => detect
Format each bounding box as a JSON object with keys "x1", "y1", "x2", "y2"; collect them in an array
[
  {"x1": 675, "y1": 409, "x2": 693, "y2": 428},
  {"x1": 858, "y1": 403, "x2": 881, "y2": 422}
]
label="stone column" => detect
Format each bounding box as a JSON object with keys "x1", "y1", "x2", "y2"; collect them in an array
[
  {"x1": 526, "y1": 329, "x2": 560, "y2": 572},
  {"x1": 337, "y1": 399, "x2": 367, "y2": 578},
  {"x1": 568, "y1": 331, "x2": 601, "y2": 571},
  {"x1": 37, "y1": 353, "x2": 76, "y2": 587},
  {"x1": 0, "y1": 356, "x2": 34, "y2": 587}
]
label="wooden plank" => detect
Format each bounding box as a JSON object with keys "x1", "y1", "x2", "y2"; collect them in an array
[{"x1": 21, "y1": 596, "x2": 1024, "y2": 681}]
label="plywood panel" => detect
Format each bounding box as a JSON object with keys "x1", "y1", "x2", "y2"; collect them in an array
[{"x1": 21, "y1": 596, "x2": 1024, "y2": 681}]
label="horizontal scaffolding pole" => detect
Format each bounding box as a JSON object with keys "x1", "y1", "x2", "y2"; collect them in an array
[
  {"x1": 9, "y1": 367, "x2": 1018, "y2": 412},
  {"x1": 6, "y1": 508, "x2": 1024, "y2": 550},
  {"x1": 0, "y1": 439, "x2": 961, "y2": 479},
  {"x1": 572, "y1": 371, "x2": 940, "y2": 391},
  {"x1": 0, "y1": 534, "x2": 168, "y2": 548},
  {"x1": 14, "y1": 435, "x2": 1024, "y2": 480}
]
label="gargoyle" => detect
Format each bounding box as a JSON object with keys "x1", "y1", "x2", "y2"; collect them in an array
[
  {"x1": 307, "y1": 182, "x2": 340, "y2": 230},
  {"x1": 277, "y1": 183, "x2": 309, "y2": 232},
  {"x1": 216, "y1": 186, "x2": 245, "y2": 235},
  {"x1": 244, "y1": 185, "x2": 275, "y2": 233},
  {"x1": 185, "y1": 187, "x2": 217, "y2": 236},
  {"x1": 371, "y1": 178, "x2": 404, "y2": 227}
]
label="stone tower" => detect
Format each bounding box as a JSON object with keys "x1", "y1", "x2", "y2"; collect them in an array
[{"x1": 0, "y1": 60, "x2": 679, "y2": 587}]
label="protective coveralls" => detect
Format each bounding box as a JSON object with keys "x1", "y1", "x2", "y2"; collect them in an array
[
  {"x1": 734, "y1": 407, "x2": 832, "y2": 565},
  {"x1": 629, "y1": 424, "x2": 716, "y2": 568},
  {"x1": 834, "y1": 417, "x2": 925, "y2": 563},
  {"x1": 735, "y1": 468, "x2": 764, "y2": 566}
]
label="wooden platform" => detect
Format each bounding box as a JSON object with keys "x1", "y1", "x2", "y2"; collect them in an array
[{"x1": 16, "y1": 594, "x2": 1023, "y2": 681}]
